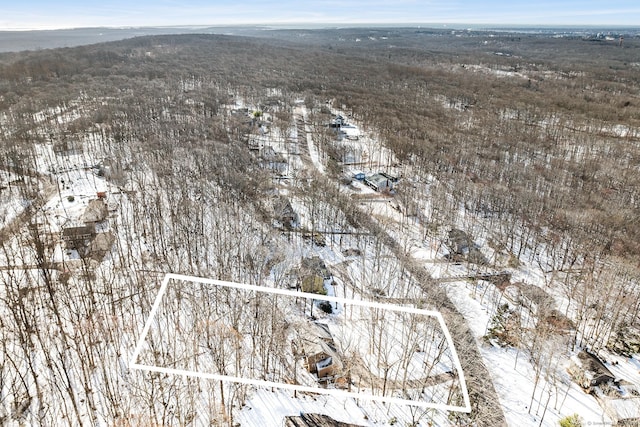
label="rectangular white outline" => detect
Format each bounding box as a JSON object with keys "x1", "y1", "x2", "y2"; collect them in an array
[{"x1": 129, "y1": 273, "x2": 471, "y2": 413}]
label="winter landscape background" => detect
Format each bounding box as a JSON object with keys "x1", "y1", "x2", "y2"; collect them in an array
[{"x1": 1, "y1": 25, "x2": 640, "y2": 426}]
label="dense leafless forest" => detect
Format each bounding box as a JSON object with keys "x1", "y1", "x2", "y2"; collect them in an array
[{"x1": 1, "y1": 28, "x2": 640, "y2": 426}]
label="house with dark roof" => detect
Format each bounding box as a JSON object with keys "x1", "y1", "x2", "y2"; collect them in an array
[
  {"x1": 448, "y1": 229, "x2": 473, "y2": 255},
  {"x1": 274, "y1": 197, "x2": 298, "y2": 229},
  {"x1": 446, "y1": 228, "x2": 488, "y2": 264},
  {"x1": 62, "y1": 224, "x2": 96, "y2": 250},
  {"x1": 578, "y1": 350, "x2": 616, "y2": 388},
  {"x1": 260, "y1": 145, "x2": 287, "y2": 174},
  {"x1": 569, "y1": 350, "x2": 618, "y2": 394},
  {"x1": 364, "y1": 173, "x2": 396, "y2": 192}
]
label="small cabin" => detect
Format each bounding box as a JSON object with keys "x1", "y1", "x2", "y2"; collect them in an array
[
  {"x1": 297, "y1": 322, "x2": 342, "y2": 379},
  {"x1": 317, "y1": 356, "x2": 337, "y2": 378},
  {"x1": 328, "y1": 115, "x2": 345, "y2": 128}
]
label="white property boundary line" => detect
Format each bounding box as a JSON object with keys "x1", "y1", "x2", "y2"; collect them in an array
[{"x1": 129, "y1": 273, "x2": 472, "y2": 413}]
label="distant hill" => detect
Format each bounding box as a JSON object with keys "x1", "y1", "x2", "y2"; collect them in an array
[
  {"x1": 1, "y1": 24, "x2": 638, "y2": 53},
  {"x1": 0, "y1": 26, "x2": 268, "y2": 53}
]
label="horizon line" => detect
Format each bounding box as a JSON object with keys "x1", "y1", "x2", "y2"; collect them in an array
[{"x1": 1, "y1": 22, "x2": 639, "y2": 33}]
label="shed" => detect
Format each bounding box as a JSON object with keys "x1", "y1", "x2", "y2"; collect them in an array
[
  {"x1": 230, "y1": 107, "x2": 249, "y2": 116},
  {"x1": 447, "y1": 228, "x2": 488, "y2": 264}
]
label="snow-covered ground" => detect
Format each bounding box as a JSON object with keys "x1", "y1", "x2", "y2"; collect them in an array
[
  {"x1": 276, "y1": 99, "x2": 627, "y2": 426},
  {"x1": 1, "y1": 92, "x2": 636, "y2": 427},
  {"x1": 236, "y1": 387, "x2": 456, "y2": 427},
  {"x1": 446, "y1": 281, "x2": 612, "y2": 426}
]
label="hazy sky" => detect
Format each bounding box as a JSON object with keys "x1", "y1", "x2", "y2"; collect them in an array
[{"x1": 1, "y1": 0, "x2": 639, "y2": 30}]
